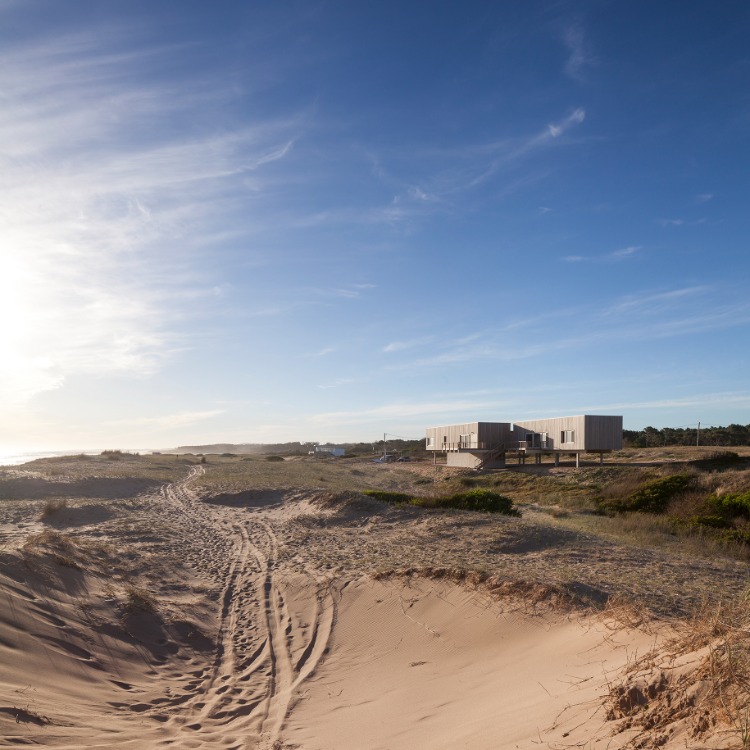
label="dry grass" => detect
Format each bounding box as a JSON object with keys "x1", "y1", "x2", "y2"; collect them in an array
[
  {"x1": 607, "y1": 590, "x2": 750, "y2": 747},
  {"x1": 22, "y1": 529, "x2": 82, "y2": 569},
  {"x1": 40, "y1": 498, "x2": 67, "y2": 519},
  {"x1": 123, "y1": 583, "x2": 157, "y2": 613}
]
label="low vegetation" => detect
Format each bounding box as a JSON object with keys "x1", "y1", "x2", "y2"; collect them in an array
[
  {"x1": 123, "y1": 584, "x2": 157, "y2": 613},
  {"x1": 362, "y1": 488, "x2": 519, "y2": 515},
  {"x1": 40, "y1": 498, "x2": 68, "y2": 519}
]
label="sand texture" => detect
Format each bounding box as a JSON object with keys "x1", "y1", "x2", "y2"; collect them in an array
[{"x1": 1, "y1": 457, "x2": 747, "y2": 748}]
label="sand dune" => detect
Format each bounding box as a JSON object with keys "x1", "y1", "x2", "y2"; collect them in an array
[{"x1": 0, "y1": 462, "x2": 742, "y2": 748}]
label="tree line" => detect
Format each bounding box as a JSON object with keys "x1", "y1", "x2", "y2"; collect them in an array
[{"x1": 623, "y1": 424, "x2": 750, "y2": 448}]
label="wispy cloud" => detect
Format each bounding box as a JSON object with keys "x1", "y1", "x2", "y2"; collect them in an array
[
  {"x1": 326, "y1": 108, "x2": 589, "y2": 231},
  {"x1": 384, "y1": 285, "x2": 748, "y2": 373},
  {"x1": 309, "y1": 398, "x2": 499, "y2": 426},
  {"x1": 563, "y1": 246, "x2": 641, "y2": 263},
  {"x1": 310, "y1": 284, "x2": 375, "y2": 300},
  {"x1": 0, "y1": 29, "x2": 302, "y2": 408},
  {"x1": 108, "y1": 409, "x2": 225, "y2": 430},
  {"x1": 695, "y1": 193, "x2": 714, "y2": 204},
  {"x1": 604, "y1": 286, "x2": 708, "y2": 314},
  {"x1": 657, "y1": 218, "x2": 684, "y2": 226},
  {"x1": 583, "y1": 392, "x2": 750, "y2": 412},
  {"x1": 307, "y1": 346, "x2": 336, "y2": 358},
  {"x1": 382, "y1": 336, "x2": 436, "y2": 353},
  {"x1": 317, "y1": 378, "x2": 355, "y2": 390},
  {"x1": 563, "y1": 23, "x2": 596, "y2": 81}
]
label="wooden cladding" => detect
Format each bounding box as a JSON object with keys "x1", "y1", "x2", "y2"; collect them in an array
[{"x1": 427, "y1": 415, "x2": 623, "y2": 452}]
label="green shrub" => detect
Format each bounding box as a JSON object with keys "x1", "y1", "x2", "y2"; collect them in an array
[
  {"x1": 362, "y1": 490, "x2": 413, "y2": 504},
  {"x1": 710, "y1": 491, "x2": 750, "y2": 519},
  {"x1": 364, "y1": 488, "x2": 518, "y2": 515},
  {"x1": 426, "y1": 489, "x2": 519, "y2": 515},
  {"x1": 605, "y1": 474, "x2": 692, "y2": 514},
  {"x1": 689, "y1": 514, "x2": 729, "y2": 529}
]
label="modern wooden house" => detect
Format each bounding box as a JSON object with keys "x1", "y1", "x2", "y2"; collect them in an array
[{"x1": 426, "y1": 415, "x2": 623, "y2": 468}]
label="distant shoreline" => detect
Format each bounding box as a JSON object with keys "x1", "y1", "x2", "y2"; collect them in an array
[{"x1": 0, "y1": 449, "x2": 159, "y2": 467}]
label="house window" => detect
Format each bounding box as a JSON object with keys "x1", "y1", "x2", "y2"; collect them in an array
[
  {"x1": 561, "y1": 430, "x2": 575, "y2": 444},
  {"x1": 427, "y1": 436, "x2": 434, "y2": 448}
]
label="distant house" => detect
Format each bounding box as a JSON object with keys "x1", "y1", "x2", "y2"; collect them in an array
[
  {"x1": 314, "y1": 444, "x2": 346, "y2": 457},
  {"x1": 426, "y1": 415, "x2": 622, "y2": 469}
]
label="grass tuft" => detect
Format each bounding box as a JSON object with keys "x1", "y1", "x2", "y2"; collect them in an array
[
  {"x1": 40, "y1": 498, "x2": 67, "y2": 519},
  {"x1": 124, "y1": 584, "x2": 156, "y2": 613}
]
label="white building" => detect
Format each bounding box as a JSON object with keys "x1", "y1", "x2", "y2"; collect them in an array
[{"x1": 314, "y1": 444, "x2": 346, "y2": 457}]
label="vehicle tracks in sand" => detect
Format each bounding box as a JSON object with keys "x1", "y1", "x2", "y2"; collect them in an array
[{"x1": 134, "y1": 467, "x2": 336, "y2": 748}]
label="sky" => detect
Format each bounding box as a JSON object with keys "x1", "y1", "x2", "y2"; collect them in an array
[{"x1": 1, "y1": 0, "x2": 749, "y2": 452}]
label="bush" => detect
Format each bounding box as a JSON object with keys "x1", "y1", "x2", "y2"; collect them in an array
[
  {"x1": 362, "y1": 490, "x2": 413, "y2": 504},
  {"x1": 422, "y1": 489, "x2": 519, "y2": 515},
  {"x1": 710, "y1": 491, "x2": 750, "y2": 519},
  {"x1": 265, "y1": 455, "x2": 285, "y2": 462},
  {"x1": 604, "y1": 475, "x2": 692, "y2": 514}
]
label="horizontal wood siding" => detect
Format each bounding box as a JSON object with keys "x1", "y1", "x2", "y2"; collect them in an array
[{"x1": 428, "y1": 415, "x2": 622, "y2": 452}]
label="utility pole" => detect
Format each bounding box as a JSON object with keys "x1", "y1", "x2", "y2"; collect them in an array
[
  {"x1": 383, "y1": 432, "x2": 387, "y2": 461},
  {"x1": 697, "y1": 422, "x2": 700, "y2": 447}
]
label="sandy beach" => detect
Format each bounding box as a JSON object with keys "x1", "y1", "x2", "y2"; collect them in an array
[{"x1": 1, "y1": 453, "x2": 748, "y2": 748}]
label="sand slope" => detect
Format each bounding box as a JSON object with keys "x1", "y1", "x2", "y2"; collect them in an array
[{"x1": 284, "y1": 577, "x2": 658, "y2": 750}]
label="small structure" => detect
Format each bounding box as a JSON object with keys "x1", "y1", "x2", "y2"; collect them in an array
[
  {"x1": 426, "y1": 415, "x2": 622, "y2": 469},
  {"x1": 314, "y1": 444, "x2": 345, "y2": 458}
]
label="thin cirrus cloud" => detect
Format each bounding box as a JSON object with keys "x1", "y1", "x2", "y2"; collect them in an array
[
  {"x1": 359, "y1": 108, "x2": 587, "y2": 218},
  {"x1": 0, "y1": 29, "x2": 302, "y2": 409},
  {"x1": 562, "y1": 23, "x2": 596, "y2": 81},
  {"x1": 383, "y1": 285, "x2": 747, "y2": 373},
  {"x1": 382, "y1": 336, "x2": 437, "y2": 353},
  {"x1": 309, "y1": 398, "x2": 500, "y2": 426},
  {"x1": 563, "y1": 246, "x2": 641, "y2": 263},
  {"x1": 107, "y1": 410, "x2": 226, "y2": 431}
]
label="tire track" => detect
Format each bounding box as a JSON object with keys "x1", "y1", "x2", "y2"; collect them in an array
[{"x1": 149, "y1": 467, "x2": 336, "y2": 748}]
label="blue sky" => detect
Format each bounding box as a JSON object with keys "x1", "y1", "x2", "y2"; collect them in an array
[{"x1": 1, "y1": 0, "x2": 749, "y2": 451}]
